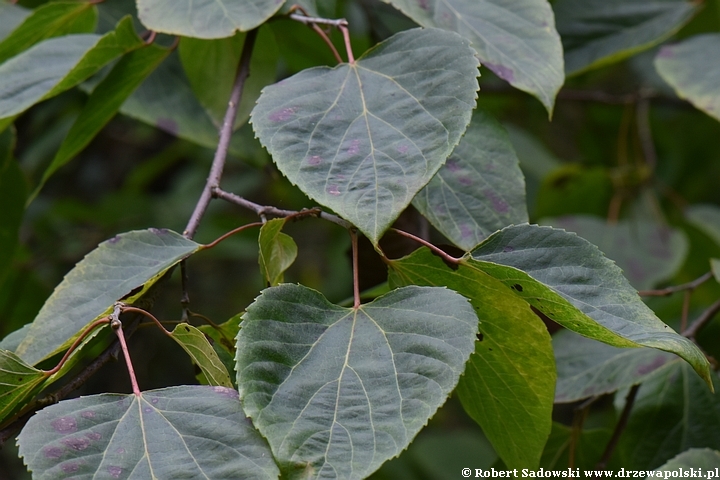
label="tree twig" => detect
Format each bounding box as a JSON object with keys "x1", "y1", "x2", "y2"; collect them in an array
[
  {"x1": 390, "y1": 228, "x2": 461, "y2": 265},
  {"x1": 595, "y1": 384, "x2": 640, "y2": 473},
  {"x1": 636, "y1": 95, "x2": 658, "y2": 171},
  {"x1": 638, "y1": 271, "x2": 713, "y2": 297},
  {"x1": 212, "y1": 187, "x2": 353, "y2": 229},
  {"x1": 683, "y1": 298, "x2": 720, "y2": 339},
  {"x1": 183, "y1": 28, "x2": 259, "y2": 239},
  {"x1": 289, "y1": 13, "x2": 349, "y2": 27}
]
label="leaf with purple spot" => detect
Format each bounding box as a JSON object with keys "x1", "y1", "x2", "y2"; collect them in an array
[
  {"x1": 18, "y1": 385, "x2": 279, "y2": 479},
  {"x1": 251, "y1": 28, "x2": 479, "y2": 245},
  {"x1": 378, "y1": 0, "x2": 564, "y2": 114},
  {"x1": 413, "y1": 109, "x2": 528, "y2": 251}
]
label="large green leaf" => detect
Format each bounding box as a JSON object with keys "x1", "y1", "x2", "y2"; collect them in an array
[
  {"x1": 553, "y1": 329, "x2": 679, "y2": 403},
  {"x1": 0, "y1": 128, "x2": 25, "y2": 284},
  {"x1": 0, "y1": 17, "x2": 144, "y2": 120},
  {"x1": 466, "y1": 224, "x2": 711, "y2": 387},
  {"x1": 656, "y1": 449, "x2": 720, "y2": 470},
  {"x1": 236, "y1": 284, "x2": 478, "y2": 478},
  {"x1": 655, "y1": 34, "x2": 720, "y2": 122},
  {"x1": 412, "y1": 109, "x2": 528, "y2": 251},
  {"x1": 13, "y1": 229, "x2": 201, "y2": 366},
  {"x1": 555, "y1": 0, "x2": 698, "y2": 76},
  {"x1": 0, "y1": 349, "x2": 46, "y2": 425},
  {"x1": 252, "y1": 28, "x2": 479, "y2": 244},
  {"x1": 388, "y1": 248, "x2": 554, "y2": 469},
  {"x1": 381, "y1": 0, "x2": 563, "y2": 114},
  {"x1": 178, "y1": 27, "x2": 278, "y2": 130},
  {"x1": 542, "y1": 216, "x2": 688, "y2": 290},
  {"x1": 32, "y1": 44, "x2": 171, "y2": 199},
  {"x1": 0, "y1": 1, "x2": 97, "y2": 65},
  {"x1": 618, "y1": 364, "x2": 720, "y2": 469},
  {"x1": 17, "y1": 386, "x2": 280, "y2": 479},
  {"x1": 137, "y1": 0, "x2": 284, "y2": 39},
  {"x1": 258, "y1": 218, "x2": 298, "y2": 286},
  {"x1": 169, "y1": 323, "x2": 233, "y2": 388}
]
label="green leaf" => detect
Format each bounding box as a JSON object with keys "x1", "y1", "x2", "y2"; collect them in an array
[
  {"x1": 0, "y1": 349, "x2": 46, "y2": 425},
  {"x1": 251, "y1": 28, "x2": 479, "y2": 245},
  {"x1": 236, "y1": 284, "x2": 478, "y2": 478},
  {"x1": 540, "y1": 423, "x2": 613, "y2": 470},
  {"x1": 467, "y1": 224, "x2": 712, "y2": 388},
  {"x1": 0, "y1": 128, "x2": 25, "y2": 284},
  {"x1": 381, "y1": 0, "x2": 564, "y2": 114},
  {"x1": 0, "y1": 3, "x2": 30, "y2": 43},
  {"x1": 553, "y1": 329, "x2": 680, "y2": 403},
  {"x1": 413, "y1": 109, "x2": 528, "y2": 251},
  {"x1": 258, "y1": 218, "x2": 298, "y2": 286},
  {"x1": 0, "y1": 1, "x2": 97, "y2": 65},
  {"x1": 388, "y1": 248, "x2": 554, "y2": 469},
  {"x1": 14, "y1": 229, "x2": 201, "y2": 366},
  {"x1": 17, "y1": 386, "x2": 280, "y2": 479},
  {"x1": 542, "y1": 216, "x2": 688, "y2": 290},
  {"x1": 555, "y1": 0, "x2": 698, "y2": 76},
  {"x1": 0, "y1": 17, "x2": 145, "y2": 120},
  {"x1": 179, "y1": 27, "x2": 278, "y2": 130},
  {"x1": 618, "y1": 364, "x2": 720, "y2": 469},
  {"x1": 169, "y1": 323, "x2": 233, "y2": 388},
  {"x1": 712, "y1": 259, "x2": 720, "y2": 283},
  {"x1": 656, "y1": 449, "x2": 720, "y2": 470},
  {"x1": 686, "y1": 204, "x2": 720, "y2": 247},
  {"x1": 197, "y1": 314, "x2": 242, "y2": 357},
  {"x1": 655, "y1": 34, "x2": 720, "y2": 122},
  {"x1": 137, "y1": 0, "x2": 284, "y2": 39},
  {"x1": 31, "y1": 44, "x2": 170, "y2": 200}
]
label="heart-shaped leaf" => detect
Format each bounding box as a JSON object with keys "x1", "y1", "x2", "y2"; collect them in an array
[
  {"x1": 251, "y1": 27, "x2": 479, "y2": 245},
  {"x1": 381, "y1": 0, "x2": 564, "y2": 114},
  {"x1": 467, "y1": 224, "x2": 712, "y2": 388},
  {"x1": 258, "y1": 218, "x2": 298, "y2": 286},
  {"x1": 18, "y1": 386, "x2": 280, "y2": 479},
  {"x1": 413, "y1": 109, "x2": 528, "y2": 250},
  {"x1": 553, "y1": 329, "x2": 679, "y2": 403},
  {"x1": 236, "y1": 284, "x2": 478, "y2": 478},
  {"x1": 555, "y1": 0, "x2": 698, "y2": 76},
  {"x1": 388, "y1": 248, "x2": 555, "y2": 469},
  {"x1": 655, "y1": 35, "x2": 720, "y2": 122},
  {"x1": 137, "y1": 0, "x2": 284, "y2": 39},
  {"x1": 12, "y1": 229, "x2": 201, "y2": 366}
]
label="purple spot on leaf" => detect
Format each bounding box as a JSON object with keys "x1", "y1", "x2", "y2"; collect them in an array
[
  {"x1": 213, "y1": 386, "x2": 239, "y2": 398},
  {"x1": 81, "y1": 411, "x2": 95, "y2": 419},
  {"x1": 328, "y1": 185, "x2": 341, "y2": 196},
  {"x1": 308, "y1": 155, "x2": 322, "y2": 166},
  {"x1": 107, "y1": 466, "x2": 123, "y2": 479},
  {"x1": 86, "y1": 432, "x2": 102, "y2": 441},
  {"x1": 445, "y1": 159, "x2": 461, "y2": 172},
  {"x1": 144, "y1": 407, "x2": 153, "y2": 413},
  {"x1": 52, "y1": 416, "x2": 77, "y2": 434},
  {"x1": 268, "y1": 107, "x2": 295, "y2": 122},
  {"x1": 346, "y1": 139, "x2": 361, "y2": 155},
  {"x1": 156, "y1": 118, "x2": 178, "y2": 136},
  {"x1": 62, "y1": 436, "x2": 90, "y2": 451},
  {"x1": 418, "y1": 0, "x2": 430, "y2": 10},
  {"x1": 116, "y1": 447, "x2": 126, "y2": 455},
  {"x1": 483, "y1": 189, "x2": 509, "y2": 214},
  {"x1": 44, "y1": 446, "x2": 64, "y2": 459},
  {"x1": 458, "y1": 176, "x2": 473, "y2": 186},
  {"x1": 397, "y1": 144, "x2": 409, "y2": 154},
  {"x1": 62, "y1": 462, "x2": 80, "y2": 474},
  {"x1": 434, "y1": 204, "x2": 447, "y2": 215},
  {"x1": 151, "y1": 398, "x2": 159, "y2": 404},
  {"x1": 484, "y1": 63, "x2": 515, "y2": 83},
  {"x1": 460, "y1": 224, "x2": 474, "y2": 239},
  {"x1": 658, "y1": 46, "x2": 675, "y2": 58},
  {"x1": 503, "y1": 246, "x2": 514, "y2": 253},
  {"x1": 108, "y1": 236, "x2": 120, "y2": 244}
]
